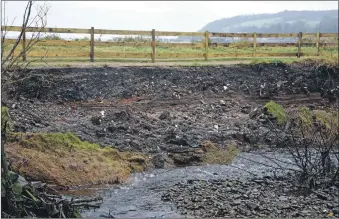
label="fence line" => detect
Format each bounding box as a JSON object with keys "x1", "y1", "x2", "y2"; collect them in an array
[{"x1": 2, "y1": 25, "x2": 338, "y2": 62}]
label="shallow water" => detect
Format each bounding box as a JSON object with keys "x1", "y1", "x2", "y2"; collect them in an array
[{"x1": 81, "y1": 151, "x2": 296, "y2": 218}]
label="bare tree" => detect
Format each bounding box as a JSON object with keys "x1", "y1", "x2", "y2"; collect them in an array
[
  {"x1": 244, "y1": 97, "x2": 339, "y2": 190},
  {"x1": 1, "y1": 1, "x2": 50, "y2": 75}
]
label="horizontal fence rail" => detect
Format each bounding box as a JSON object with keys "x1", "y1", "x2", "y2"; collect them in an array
[{"x1": 2, "y1": 25, "x2": 338, "y2": 63}]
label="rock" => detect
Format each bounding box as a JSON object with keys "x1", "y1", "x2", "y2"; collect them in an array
[
  {"x1": 107, "y1": 126, "x2": 115, "y2": 132},
  {"x1": 130, "y1": 140, "x2": 141, "y2": 148},
  {"x1": 152, "y1": 154, "x2": 165, "y2": 168},
  {"x1": 327, "y1": 203, "x2": 338, "y2": 209},
  {"x1": 315, "y1": 191, "x2": 328, "y2": 200},
  {"x1": 128, "y1": 156, "x2": 146, "y2": 164},
  {"x1": 96, "y1": 130, "x2": 106, "y2": 137},
  {"x1": 114, "y1": 111, "x2": 131, "y2": 121},
  {"x1": 246, "y1": 202, "x2": 259, "y2": 211},
  {"x1": 159, "y1": 111, "x2": 170, "y2": 120},
  {"x1": 168, "y1": 138, "x2": 189, "y2": 146},
  {"x1": 243, "y1": 133, "x2": 257, "y2": 144},
  {"x1": 91, "y1": 116, "x2": 101, "y2": 125},
  {"x1": 219, "y1": 100, "x2": 226, "y2": 106},
  {"x1": 252, "y1": 179, "x2": 264, "y2": 184},
  {"x1": 169, "y1": 153, "x2": 203, "y2": 166},
  {"x1": 249, "y1": 107, "x2": 260, "y2": 119},
  {"x1": 279, "y1": 196, "x2": 288, "y2": 201},
  {"x1": 11, "y1": 104, "x2": 17, "y2": 109},
  {"x1": 231, "y1": 199, "x2": 241, "y2": 206},
  {"x1": 300, "y1": 210, "x2": 310, "y2": 215},
  {"x1": 241, "y1": 106, "x2": 251, "y2": 114}
]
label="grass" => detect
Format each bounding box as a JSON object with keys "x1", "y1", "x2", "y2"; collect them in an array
[
  {"x1": 201, "y1": 141, "x2": 238, "y2": 165},
  {"x1": 3, "y1": 40, "x2": 338, "y2": 66},
  {"x1": 5, "y1": 132, "x2": 149, "y2": 186},
  {"x1": 264, "y1": 101, "x2": 287, "y2": 125}
]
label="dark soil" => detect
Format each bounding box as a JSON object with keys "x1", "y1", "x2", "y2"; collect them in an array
[{"x1": 1, "y1": 62, "x2": 338, "y2": 166}]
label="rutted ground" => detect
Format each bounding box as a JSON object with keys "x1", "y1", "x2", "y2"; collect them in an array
[
  {"x1": 1, "y1": 61, "x2": 338, "y2": 217},
  {"x1": 2, "y1": 62, "x2": 338, "y2": 170}
]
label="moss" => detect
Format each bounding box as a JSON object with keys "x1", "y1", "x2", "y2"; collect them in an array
[
  {"x1": 17, "y1": 132, "x2": 100, "y2": 152},
  {"x1": 1, "y1": 106, "x2": 12, "y2": 132},
  {"x1": 202, "y1": 141, "x2": 238, "y2": 165},
  {"x1": 264, "y1": 101, "x2": 287, "y2": 125}
]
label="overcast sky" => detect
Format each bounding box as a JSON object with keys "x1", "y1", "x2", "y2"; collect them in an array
[{"x1": 2, "y1": 1, "x2": 338, "y2": 32}]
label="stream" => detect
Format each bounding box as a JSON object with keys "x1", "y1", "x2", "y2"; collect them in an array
[{"x1": 80, "y1": 150, "x2": 298, "y2": 218}]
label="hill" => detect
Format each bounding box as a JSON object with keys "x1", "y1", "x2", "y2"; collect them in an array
[{"x1": 200, "y1": 10, "x2": 338, "y2": 33}]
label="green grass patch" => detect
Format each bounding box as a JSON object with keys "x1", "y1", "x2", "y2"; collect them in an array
[
  {"x1": 299, "y1": 106, "x2": 313, "y2": 126},
  {"x1": 16, "y1": 132, "x2": 100, "y2": 152},
  {"x1": 264, "y1": 101, "x2": 287, "y2": 125}
]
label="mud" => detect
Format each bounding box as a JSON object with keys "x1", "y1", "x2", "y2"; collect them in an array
[
  {"x1": 2, "y1": 62, "x2": 339, "y2": 218},
  {"x1": 2, "y1": 62, "x2": 338, "y2": 165}
]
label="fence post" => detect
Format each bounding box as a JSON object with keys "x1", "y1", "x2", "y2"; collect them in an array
[
  {"x1": 90, "y1": 27, "x2": 94, "y2": 62},
  {"x1": 204, "y1": 31, "x2": 209, "y2": 61},
  {"x1": 253, "y1": 32, "x2": 257, "y2": 57},
  {"x1": 316, "y1": 31, "x2": 320, "y2": 56},
  {"x1": 297, "y1": 32, "x2": 302, "y2": 58},
  {"x1": 22, "y1": 27, "x2": 26, "y2": 61},
  {"x1": 151, "y1": 29, "x2": 156, "y2": 63}
]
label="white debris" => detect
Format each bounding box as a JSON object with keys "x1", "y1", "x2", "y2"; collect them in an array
[
  {"x1": 223, "y1": 86, "x2": 228, "y2": 90},
  {"x1": 260, "y1": 83, "x2": 266, "y2": 89},
  {"x1": 219, "y1": 100, "x2": 226, "y2": 106},
  {"x1": 214, "y1": 125, "x2": 219, "y2": 131},
  {"x1": 100, "y1": 110, "x2": 106, "y2": 117}
]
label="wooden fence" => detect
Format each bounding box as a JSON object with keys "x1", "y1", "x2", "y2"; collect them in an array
[{"x1": 2, "y1": 25, "x2": 339, "y2": 63}]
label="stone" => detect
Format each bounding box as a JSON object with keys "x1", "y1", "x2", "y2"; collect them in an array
[
  {"x1": 152, "y1": 154, "x2": 165, "y2": 169},
  {"x1": 95, "y1": 130, "x2": 106, "y2": 138},
  {"x1": 246, "y1": 202, "x2": 259, "y2": 211},
  {"x1": 231, "y1": 199, "x2": 242, "y2": 206},
  {"x1": 241, "y1": 106, "x2": 251, "y2": 114},
  {"x1": 279, "y1": 196, "x2": 288, "y2": 201},
  {"x1": 159, "y1": 111, "x2": 170, "y2": 120},
  {"x1": 249, "y1": 107, "x2": 260, "y2": 119},
  {"x1": 91, "y1": 116, "x2": 101, "y2": 125},
  {"x1": 219, "y1": 100, "x2": 226, "y2": 106},
  {"x1": 316, "y1": 192, "x2": 328, "y2": 200}
]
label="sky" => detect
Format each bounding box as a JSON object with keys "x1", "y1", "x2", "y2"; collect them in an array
[{"x1": 2, "y1": 1, "x2": 338, "y2": 32}]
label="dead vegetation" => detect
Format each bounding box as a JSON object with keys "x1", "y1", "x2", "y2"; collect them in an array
[
  {"x1": 5, "y1": 132, "x2": 149, "y2": 186},
  {"x1": 201, "y1": 141, "x2": 238, "y2": 165}
]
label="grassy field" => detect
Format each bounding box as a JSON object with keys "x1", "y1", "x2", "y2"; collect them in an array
[
  {"x1": 3, "y1": 37, "x2": 338, "y2": 66},
  {"x1": 15, "y1": 42, "x2": 338, "y2": 54}
]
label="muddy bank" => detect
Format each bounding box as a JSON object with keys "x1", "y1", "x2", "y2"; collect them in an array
[{"x1": 2, "y1": 62, "x2": 338, "y2": 168}]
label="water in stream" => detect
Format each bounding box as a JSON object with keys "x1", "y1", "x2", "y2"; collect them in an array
[{"x1": 81, "y1": 151, "x2": 296, "y2": 218}]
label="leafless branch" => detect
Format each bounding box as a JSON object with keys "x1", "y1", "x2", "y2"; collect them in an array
[{"x1": 1, "y1": 1, "x2": 50, "y2": 75}]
